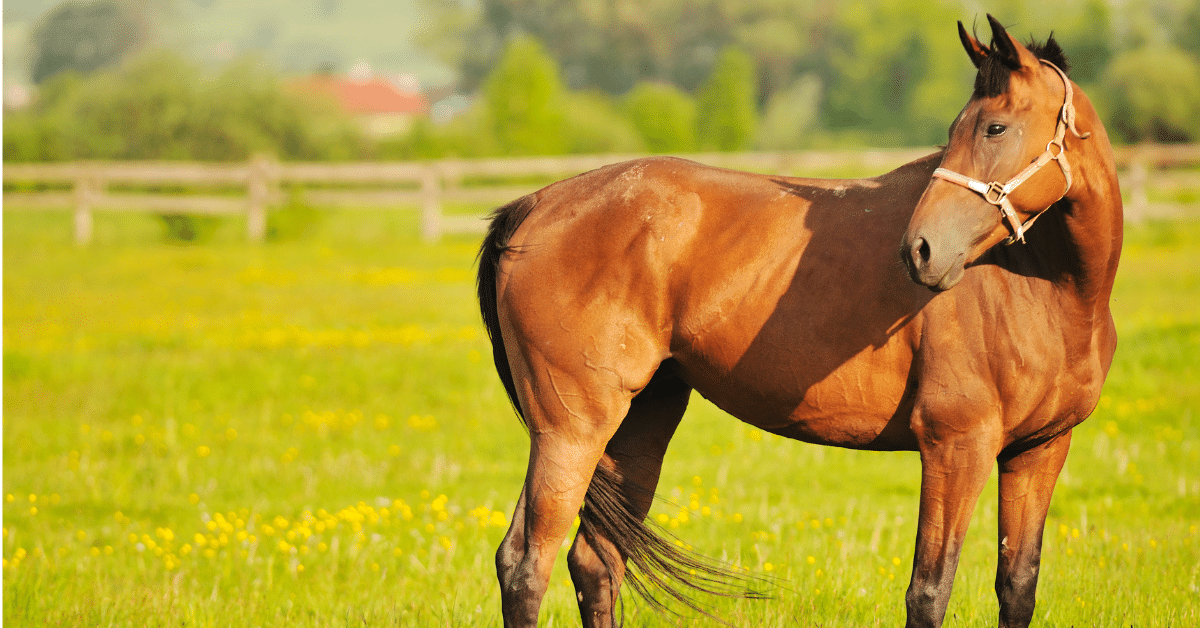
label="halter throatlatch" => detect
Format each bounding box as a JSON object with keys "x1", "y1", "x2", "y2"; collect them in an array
[{"x1": 931, "y1": 60, "x2": 1091, "y2": 244}]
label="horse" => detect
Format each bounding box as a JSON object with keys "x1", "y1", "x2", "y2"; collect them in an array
[{"x1": 476, "y1": 14, "x2": 1121, "y2": 628}]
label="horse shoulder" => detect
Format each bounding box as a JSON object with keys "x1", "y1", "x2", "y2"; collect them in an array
[{"x1": 911, "y1": 273, "x2": 1117, "y2": 449}]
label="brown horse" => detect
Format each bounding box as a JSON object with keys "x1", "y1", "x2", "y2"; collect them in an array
[{"x1": 477, "y1": 15, "x2": 1120, "y2": 628}]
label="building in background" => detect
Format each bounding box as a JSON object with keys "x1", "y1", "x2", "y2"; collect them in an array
[{"x1": 292, "y1": 69, "x2": 429, "y2": 137}]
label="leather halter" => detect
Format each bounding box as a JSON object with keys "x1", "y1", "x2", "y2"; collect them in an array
[{"x1": 931, "y1": 60, "x2": 1091, "y2": 244}]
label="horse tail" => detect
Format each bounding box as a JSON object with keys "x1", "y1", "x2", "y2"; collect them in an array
[
  {"x1": 581, "y1": 464, "x2": 769, "y2": 622},
  {"x1": 476, "y1": 194, "x2": 539, "y2": 426}
]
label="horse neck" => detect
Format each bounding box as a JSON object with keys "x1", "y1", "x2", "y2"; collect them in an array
[{"x1": 1057, "y1": 111, "x2": 1123, "y2": 310}]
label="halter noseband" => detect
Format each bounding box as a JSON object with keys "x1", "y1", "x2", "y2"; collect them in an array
[{"x1": 931, "y1": 60, "x2": 1091, "y2": 244}]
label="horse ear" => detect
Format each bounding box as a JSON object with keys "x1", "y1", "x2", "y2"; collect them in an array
[
  {"x1": 958, "y1": 21, "x2": 989, "y2": 68},
  {"x1": 986, "y1": 14, "x2": 1024, "y2": 70}
]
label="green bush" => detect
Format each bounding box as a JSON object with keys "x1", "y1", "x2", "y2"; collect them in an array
[
  {"x1": 4, "y1": 51, "x2": 367, "y2": 163},
  {"x1": 483, "y1": 36, "x2": 568, "y2": 156},
  {"x1": 1103, "y1": 45, "x2": 1200, "y2": 143},
  {"x1": 376, "y1": 106, "x2": 501, "y2": 160},
  {"x1": 695, "y1": 47, "x2": 758, "y2": 151},
  {"x1": 622, "y1": 82, "x2": 698, "y2": 153},
  {"x1": 157, "y1": 214, "x2": 223, "y2": 244},
  {"x1": 193, "y1": 57, "x2": 367, "y2": 161},
  {"x1": 754, "y1": 73, "x2": 822, "y2": 150},
  {"x1": 267, "y1": 190, "x2": 324, "y2": 242},
  {"x1": 561, "y1": 90, "x2": 646, "y2": 154},
  {"x1": 396, "y1": 43, "x2": 644, "y2": 158}
]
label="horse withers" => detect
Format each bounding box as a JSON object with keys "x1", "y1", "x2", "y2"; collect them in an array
[{"x1": 477, "y1": 15, "x2": 1120, "y2": 628}]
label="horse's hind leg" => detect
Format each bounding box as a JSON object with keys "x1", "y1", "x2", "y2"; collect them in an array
[
  {"x1": 495, "y1": 359, "x2": 638, "y2": 627},
  {"x1": 567, "y1": 369, "x2": 690, "y2": 628},
  {"x1": 995, "y1": 431, "x2": 1072, "y2": 628}
]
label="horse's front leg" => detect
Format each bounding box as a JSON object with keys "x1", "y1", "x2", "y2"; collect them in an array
[
  {"x1": 906, "y1": 416, "x2": 1002, "y2": 628},
  {"x1": 995, "y1": 430, "x2": 1072, "y2": 628}
]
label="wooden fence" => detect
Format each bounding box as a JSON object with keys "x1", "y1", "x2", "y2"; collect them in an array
[{"x1": 4, "y1": 145, "x2": 1199, "y2": 244}]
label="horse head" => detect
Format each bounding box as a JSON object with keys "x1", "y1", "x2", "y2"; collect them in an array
[{"x1": 901, "y1": 15, "x2": 1095, "y2": 291}]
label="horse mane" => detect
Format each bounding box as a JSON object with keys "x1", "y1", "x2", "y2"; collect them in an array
[{"x1": 973, "y1": 32, "x2": 1070, "y2": 99}]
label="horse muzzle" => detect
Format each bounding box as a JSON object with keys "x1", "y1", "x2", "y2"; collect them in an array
[{"x1": 901, "y1": 231, "x2": 966, "y2": 292}]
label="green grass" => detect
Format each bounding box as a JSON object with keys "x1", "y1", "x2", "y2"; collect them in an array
[{"x1": 4, "y1": 209, "x2": 1199, "y2": 626}]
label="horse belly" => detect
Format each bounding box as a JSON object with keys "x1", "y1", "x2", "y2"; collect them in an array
[
  {"x1": 678, "y1": 342, "x2": 919, "y2": 451},
  {"x1": 775, "y1": 361, "x2": 918, "y2": 450}
]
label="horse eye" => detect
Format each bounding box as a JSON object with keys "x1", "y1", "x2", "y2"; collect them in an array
[{"x1": 986, "y1": 123, "x2": 1007, "y2": 137}]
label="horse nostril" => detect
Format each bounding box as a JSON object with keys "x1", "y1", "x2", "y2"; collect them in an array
[{"x1": 913, "y1": 237, "x2": 931, "y2": 266}]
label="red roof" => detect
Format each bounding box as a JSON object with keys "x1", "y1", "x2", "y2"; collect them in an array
[{"x1": 294, "y1": 76, "x2": 427, "y2": 115}]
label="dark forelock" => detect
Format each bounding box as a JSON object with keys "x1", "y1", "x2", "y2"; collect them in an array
[{"x1": 972, "y1": 34, "x2": 1070, "y2": 99}]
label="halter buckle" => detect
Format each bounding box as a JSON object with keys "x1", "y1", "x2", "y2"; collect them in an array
[{"x1": 983, "y1": 181, "x2": 1008, "y2": 205}]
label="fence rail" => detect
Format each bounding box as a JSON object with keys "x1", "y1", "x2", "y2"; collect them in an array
[{"x1": 5, "y1": 145, "x2": 1199, "y2": 244}]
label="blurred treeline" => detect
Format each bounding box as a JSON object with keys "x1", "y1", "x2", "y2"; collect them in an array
[
  {"x1": 5, "y1": 0, "x2": 1200, "y2": 162},
  {"x1": 3, "y1": 53, "x2": 369, "y2": 162}
]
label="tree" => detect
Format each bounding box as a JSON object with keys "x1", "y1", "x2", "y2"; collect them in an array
[
  {"x1": 193, "y1": 56, "x2": 366, "y2": 161},
  {"x1": 695, "y1": 46, "x2": 757, "y2": 151},
  {"x1": 483, "y1": 36, "x2": 568, "y2": 155},
  {"x1": 820, "y1": 0, "x2": 966, "y2": 146},
  {"x1": 424, "y1": 0, "x2": 712, "y2": 94},
  {"x1": 754, "y1": 73, "x2": 822, "y2": 150},
  {"x1": 1176, "y1": 1, "x2": 1200, "y2": 60},
  {"x1": 420, "y1": 0, "x2": 831, "y2": 99},
  {"x1": 1055, "y1": 0, "x2": 1115, "y2": 86},
  {"x1": 1103, "y1": 45, "x2": 1200, "y2": 143},
  {"x1": 31, "y1": 0, "x2": 146, "y2": 83},
  {"x1": 622, "y1": 82, "x2": 697, "y2": 153},
  {"x1": 561, "y1": 91, "x2": 646, "y2": 154}
]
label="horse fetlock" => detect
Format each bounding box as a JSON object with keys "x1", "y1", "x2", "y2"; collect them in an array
[
  {"x1": 499, "y1": 563, "x2": 550, "y2": 622},
  {"x1": 998, "y1": 595, "x2": 1039, "y2": 628},
  {"x1": 905, "y1": 578, "x2": 953, "y2": 628},
  {"x1": 996, "y1": 574, "x2": 1038, "y2": 602}
]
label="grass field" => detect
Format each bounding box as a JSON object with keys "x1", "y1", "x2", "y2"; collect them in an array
[{"x1": 4, "y1": 207, "x2": 1199, "y2": 627}]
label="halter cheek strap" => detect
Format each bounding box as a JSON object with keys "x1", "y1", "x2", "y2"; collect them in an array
[{"x1": 932, "y1": 60, "x2": 1091, "y2": 244}]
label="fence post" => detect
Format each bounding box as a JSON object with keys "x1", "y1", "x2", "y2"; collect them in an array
[
  {"x1": 73, "y1": 163, "x2": 97, "y2": 245},
  {"x1": 1127, "y1": 150, "x2": 1148, "y2": 223},
  {"x1": 420, "y1": 164, "x2": 442, "y2": 242},
  {"x1": 247, "y1": 155, "x2": 274, "y2": 242}
]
